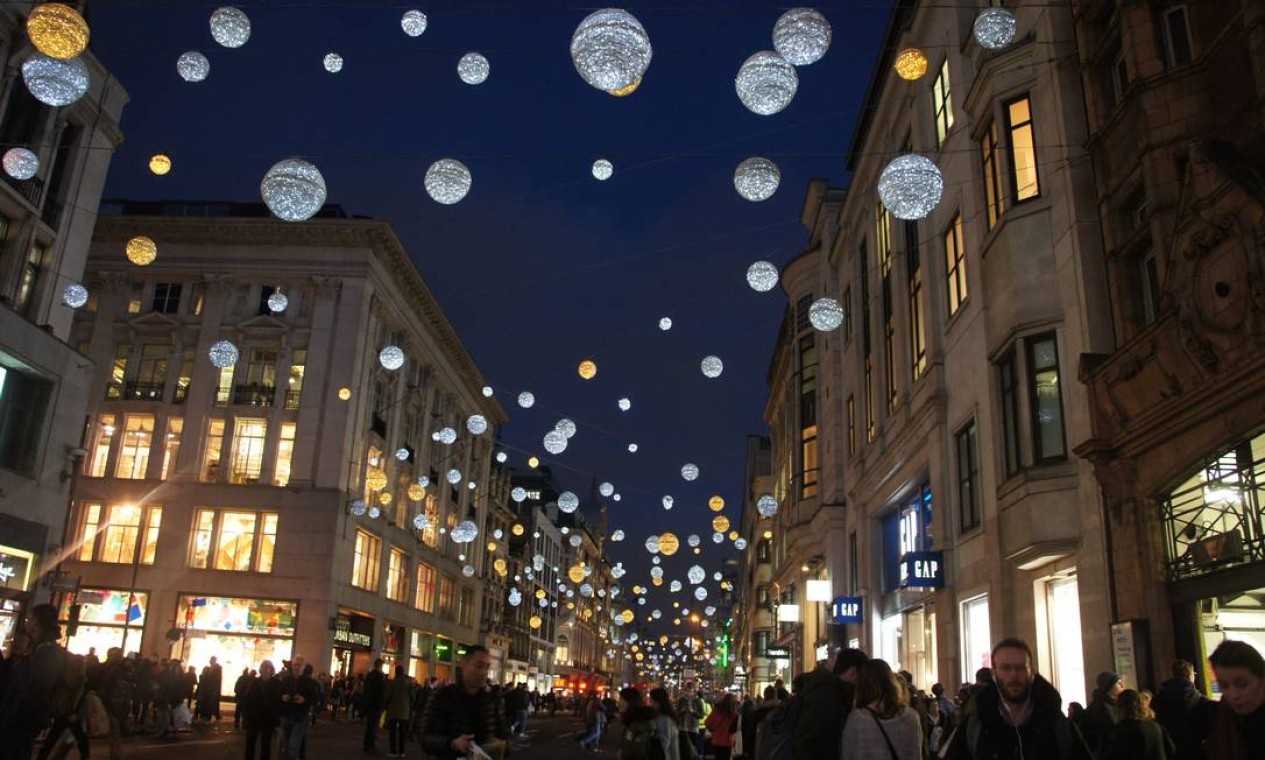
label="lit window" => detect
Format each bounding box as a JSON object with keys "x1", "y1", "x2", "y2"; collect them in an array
[
  {"x1": 130, "y1": 345, "x2": 168, "y2": 400},
  {"x1": 274, "y1": 422, "x2": 296, "y2": 487},
  {"x1": 88, "y1": 414, "x2": 116, "y2": 477},
  {"x1": 161, "y1": 418, "x2": 182, "y2": 480},
  {"x1": 94, "y1": 504, "x2": 162, "y2": 565},
  {"x1": 421, "y1": 493, "x2": 439, "y2": 548},
  {"x1": 1027, "y1": 333, "x2": 1066, "y2": 462},
  {"x1": 214, "y1": 365, "x2": 234, "y2": 407},
  {"x1": 78, "y1": 503, "x2": 102, "y2": 561},
  {"x1": 258, "y1": 514, "x2": 278, "y2": 573},
  {"x1": 981, "y1": 122, "x2": 1003, "y2": 230},
  {"x1": 229, "y1": 418, "x2": 267, "y2": 484},
  {"x1": 387, "y1": 547, "x2": 409, "y2": 602},
  {"x1": 285, "y1": 350, "x2": 306, "y2": 410},
  {"x1": 173, "y1": 355, "x2": 193, "y2": 404},
  {"x1": 1005, "y1": 96, "x2": 1040, "y2": 201},
  {"x1": 416, "y1": 563, "x2": 436, "y2": 613},
  {"x1": 115, "y1": 414, "x2": 155, "y2": 480},
  {"x1": 352, "y1": 530, "x2": 382, "y2": 591},
  {"x1": 215, "y1": 511, "x2": 257, "y2": 571},
  {"x1": 106, "y1": 346, "x2": 128, "y2": 400},
  {"x1": 932, "y1": 59, "x2": 954, "y2": 146},
  {"x1": 945, "y1": 214, "x2": 968, "y2": 316},
  {"x1": 202, "y1": 419, "x2": 225, "y2": 482},
  {"x1": 188, "y1": 508, "x2": 278, "y2": 573}
]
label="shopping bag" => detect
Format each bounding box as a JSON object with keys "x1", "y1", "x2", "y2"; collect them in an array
[
  {"x1": 84, "y1": 692, "x2": 110, "y2": 737},
  {"x1": 173, "y1": 702, "x2": 193, "y2": 729}
]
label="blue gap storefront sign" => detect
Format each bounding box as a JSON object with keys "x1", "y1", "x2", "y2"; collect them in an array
[
  {"x1": 900, "y1": 551, "x2": 945, "y2": 589},
  {"x1": 831, "y1": 596, "x2": 863, "y2": 624},
  {"x1": 884, "y1": 484, "x2": 938, "y2": 591}
]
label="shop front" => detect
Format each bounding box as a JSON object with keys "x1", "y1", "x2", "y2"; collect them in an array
[
  {"x1": 176, "y1": 595, "x2": 298, "y2": 696},
  {"x1": 381, "y1": 622, "x2": 406, "y2": 672},
  {"x1": 877, "y1": 485, "x2": 940, "y2": 690},
  {"x1": 332, "y1": 610, "x2": 375, "y2": 678},
  {"x1": 0, "y1": 543, "x2": 37, "y2": 651},
  {"x1": 409, "y1": 630, "x2": 433, "y2": 682},
  {"x1": 61, "y1": 588, "x2": 148, "y2": 656},
  {"x1": 433, "y1": 635, "x2": 456, "y2": 684}
]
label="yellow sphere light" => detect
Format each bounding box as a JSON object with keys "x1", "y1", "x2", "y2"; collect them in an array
[
  {"x1": 535, "y1": 589, "x2": 546, "y2": 599},
  {"x1": 337, "y1": 387, "x2": 352, "y2": 401},
  {"x1": 365, "y1": 468, "x2": 388, "y2": 492},
  {"x1": 894, "y1": 48, "x2": 929, "y2": 81},
  {"x1": 512, "y1": 523, "x2": 525, "y2": 536},
  {"x1": 486, "y1": 541, "x2": 497, "y2": 552},
  {"x1": 493, "y1": 558, "x2": 508, "y2": 576},
  {"x1": 622, "y1": 610, "x2": 635, "y2": 623},
  {"x1": 658, "y1": 532, "x2": 680, "y2": 556},
  {"x1": 529, "y1": 615, "x2": 542, "y2": 630},
  {"x1": 378, "y1": 491, "x2": 392, "y2": 506},
  {"x1": 712, "y1": 515, "x2": 731, "y2": 533},
  {"x1": 708, "y1": 495, "x2": 725, "y2": 512},
  {"x1": 728, "y1": 530, "x2": 739, "y2": 541},
  {"x1": 125, "y1": 236, "x2": 157, "y2": 266},
  {"x1": 578, "y1": 359, "x2": 597, "y2": 380},
  {"x1": 652, "y1": 577, "x2": 663, "y2": 586},
  {"x1": 568, "y1": 564, "x2": 586, "y2": 583},
  {"x1": 149, "y1": 154, "x2": 172, "y2": 176},
  {"x1": 407, "y1": 482, "x2": 425, "y2": 501},
  {"x1": 527, "y1": 456, "x2": 540, "y2": 468},
  {"x1": 26, "y1": 3, "x2": 90, "y2": 60}
]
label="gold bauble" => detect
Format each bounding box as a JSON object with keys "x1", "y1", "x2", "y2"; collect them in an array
[
  {"x1": 337, "y1": 387, "x2": 352, "y2": 401},
  {"x1": 652, "y1": 576, "x2": 663, "y2": 586},
  {"x1": 712, "y1": 515, "x2": 731, "y2": 533},
  {"x1": 494, "y1": 558, "x2": 508, "y2": 576},
  {"x1": 377, "y1": 491, "x2": 392, "y2": 506},
  {"x1": 894, "y1": 48, "x2": 928, "y2": 81},
  {"x1": 728, "y1": 530, "x2": 739, "y2": 541},
  {"x1": 125, "y1": 236, "x2": 157, "y2": 266},
  {"x1": 528, "y1": 456, "x2": 540, "y2": 468},
  {"x1": 578, "y1": 359, "x2": 597, "y2": 380},
  {"x1": 512, "y1": 523, "x2": 525, "y2": 536},
  {"x1": 486, "y1": 541, "x2": 498, "y2": 552},
  {"x1": 535, "y1": 589, "x2": 546, "y2": 599},
  {"x1": 658, "y1": 532, "x2": 679, "y2": 556},
  {"x1": 365, "y1": 468, "x2": 388, "y2": 492},
  {"x1": 708, "y1": 495, "x2": 725, "y2": 512},
  {"x1": 568, "y1": 564, "x2": 586, "y2": 583},
  {"x1": 621, "y1": 609, "x2": 634, "y2": 623},
  {"x1": 26, "y1": 3, "x2": 89, "y2": 60},
  {"x1": 529, "y1": 615, "x2": 542, "y2": 629},
  {"x1": 407, "y1": 482, "x2": 425, "y2": 501},
  {"x1": 149, "y1": 154, "x2": 172, "y2": 176}
]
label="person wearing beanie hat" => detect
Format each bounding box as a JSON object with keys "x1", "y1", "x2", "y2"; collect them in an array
[{"x1": 1078, "y1": 671, "x2": 1124, "y2": 759}]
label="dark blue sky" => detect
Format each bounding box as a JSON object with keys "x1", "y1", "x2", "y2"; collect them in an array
[{"x1": 89, "y1": 1, "x2": 889, "y2": 617}]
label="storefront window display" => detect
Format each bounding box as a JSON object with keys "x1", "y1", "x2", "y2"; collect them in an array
[
  {"x1": 1198, "y1": 586, "x2": 1265, "y2": 700},
  {"x1": 382, "y1": 623, "x2": 405, "y2": 671},
  {"x1": 1037, "y1": 575, "x2": 1085, "y2": 708},
  {"x1": 61, "y1": 588, "x2": 148, "y2": 656},
  {"x1": 176, "y1": 595, "x2": 297, "y2": 696},
  {"x1": 960, "y1": 594, "x2": 991, "y2": 682}
]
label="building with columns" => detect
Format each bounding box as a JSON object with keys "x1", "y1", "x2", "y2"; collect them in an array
[
  {"x1": 0, "y1": 4, "x2": 127, "y2": 649},
  {"x1": 61, "y1": 201, "x2": 506, "y2": 690}
]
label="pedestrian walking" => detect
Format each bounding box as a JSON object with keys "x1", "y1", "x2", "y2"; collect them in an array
[
  {"x1": 1, "y1": 605, "x2": 78, "y2": 760},
  {"x1": 1107, "y1": 689, "x2": 1174, "y2": 760},
  {"x1": 674, "y1": 680, "x2": 705, "y2": 758},
  {"x1": 418, "y1": 646, "x2": 509, "y2": 759},
  {"x1": 197, "y1": 656, "x2": 223, "y2": 724},
  {"x1": 616, "y1": 686, "x2": 659, "y2": 760},
  {"x1": 234, "y1": 668, "x2": 255, "y2": 730},
  {"x1": 704, "y1": 693, "x2": 739, "y2": 760},
  {"x1": 578, "y1": 692, "x2": 607, "y2": 751},
  {"x1": 506, "y1": 682, "x2": 530, "y2": 736},
  {"x1": 1081, "y1": 672, "x2": 1123, "y2": 759},
  {"x1": 383, "y1": 665, "x2": 415, "y2": 758},
  {"x1": 793, "y1": 647, "x2": 867, "y2": 760},
  {"x1": 1204, "y1": 639, "x2": 1264, "y2": 760},
  {"x1": 242, "y1": 660, "x2": 282, "y2": 760},
  {"x1": 279, "y1": 658, "x2": 320, "y2": 760},
  {"x1": 1151, "y1": 660, "x2": 1209, "y2": 760},
  {"x1": 842, "y1": 658, "x2": 923, "y2": 760},
  {"x1": 361, "y1": 659, "x2": 387, "y2": 752},
  {"x1": 649, "y1": 687, "x2": 682, "y2": 760}
]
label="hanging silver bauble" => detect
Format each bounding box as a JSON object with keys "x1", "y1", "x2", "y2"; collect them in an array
[
  {"x1": 495, "y1": 451, "x2": 508, "y2": 463},
  {"x1": 645, "y1": 536, "x2": 661, "y2": 556},
  {"x1": 558, "y1": 491, "x2": 580, "y2": 513},
  {"x1": 878, "y1": 154, "x2": 944, "y2": 220},
  {"x1": 261, "y1": 158, "x2": 327, "y2": 222},
  {"x1": 746, "y1": 260, "x2": 779, "y2": 292},
  {"x1": 457, "y1": 52, "x2": 489, "y2": 84},
  {"x1": 512, "y1": 487, "x2": 527, "y2": 503},
  {"x1": 681, "y1": 463, "x2": 699, "y2": 481},
  {"x1": 266, "y1": 292, "x2": 288, "y2": 313},
  {"x1": 3, "y1": 148, "x2": 39, "y2": 180},
  {"x1": 712, "y1": 532, "x2": 725, "y2": 544},
  {"x1": 394, "y1": 447, "x2": 410, "y2": 461},
  {"x1": 555, "y1": 419, "x2": 577, "y2": 439},
  {"x1": 658, "y1": 317, "x2": 673, "y2": 331},
  {"x1": 348, "y1": 499, "x2": 367, "y2": 517},
  {"x1": 323, "y1": 53, "x2": 344, "y2": 73},
  {"x1": 570, "y1": 9, "x2": 653, "y2": 93},
  {"x1": 662, "y1": 495, "x2": 674, "y2": 510},
  {"x1": 401, "y1": 10, "x2": 428, "y2": 37},
  {"x1": 446, "y1": 468, "x2": 462, "y2": 484},
  {"x1": 628, "y1": 443, "x2": 639, "y2": 453},
  {"x1": 177, "y1": 51, "x2": 210, "y2": 82},
  {"x1": 543, "y1": 430, "x2": 568, "y2": 455},
  {"x1": 451, "y1": 520, "x2": 479, "y2": 543},
  {"x1": 462, "y1": 565, "x2": 475, "y2": 577},
  {"x1": 425, "y1": 158, "x2": 472, "y2": 204},
  {"x1": 569, "y1": 535, "x2": 583, "y2": 548},
  {"x1": 734, "y1": 157, "x2": 780, "y2": 202},
  {"x1": 378, "y1": 345, "x2": 405, "y2": 370},
  {"x1": 598, "y1": 482, "x2": 615, "y2": 497},
  {"x1": 209, "y1": 340, "x2": 239, "y2": 368},
  {"x1": 209, "y1": 7, "x2": 251, "y2": 48},
  {"x1": 670, "y1": 580, "x2": 682, "y2": 593},
  {"x1": 735, "y1": 537, "x2": 749, "y2": 550},
  {"x1": 592, "y1": 159, "x2": 614, "y2": 180},
  {"x1": 735, "y1": 51, "x2": 797, "y2": 115},
  {"x1": 612, "y1": 529, "x2": 625, "y2": 541},
  {"x1": 694, "y1": 586, "x2": 708, "y2": 601},
  {"x1": 22, "y1": 53, "x2": 88, "y2": 107},
  {"x1": 518, "y1": 391, "x2": 535, "y2": 408},
  {"x1": 466, "y1": 415, "x2": 488, "y2": 435},
  {"x1": 617, "y1": 397, "x2": 631, "y2": 411},
  {"x1": 687, "y1": 534, "x2": 701, "y2": 547},
  {"x1": 688, "y1": 565, "x2": 706, "y2": 585},
  {"x1": 508, "y1": 588, "x2": 522, "y2": 606},
  {"x1": 412, "y1": 512, "x2": 429, "y2": 531},
  {"x1": 61, "y1": 282, "x2": 89, "y2": 309},
  {"x1": 772, "y1": 8, "x2": 832, "y2": 66},
  {"x1": 368, "y1": 506, "x2": 381, "y2": 519},
  {"x1": 437, "y1": 427, "x2": 457, "y2": 445},
  {"x1": 974, "y1": 7, "x2": 1018, "y2": 50},
  {"x1": 757, "y1": 494, "x2": 779, "y2": 517},
  {"x1": 701, "y1": 356, "x2": 724, "y2": 379},
  {"x1": 809, "y1": 297, "x2": 845, "y2": 331}
]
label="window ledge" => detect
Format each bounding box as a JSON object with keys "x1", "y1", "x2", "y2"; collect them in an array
[{"x1": 996, "y1": 460, "x2": 1078, "y2": 505}]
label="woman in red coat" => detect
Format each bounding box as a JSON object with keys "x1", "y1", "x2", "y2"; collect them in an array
[{"x1": 704, "y1": 694, "x2": 739, "y2": 760}]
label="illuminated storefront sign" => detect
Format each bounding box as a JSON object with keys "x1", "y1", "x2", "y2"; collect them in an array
[
  {"x1": 765, "y1": 646, "x2": 791, "y2": 659},
  {"x1": 899, "y1": 552, "x2": 945, "y2": 589},
  {"x1": 831, "y1": 596, "x2": 863, "y2": 624},
  {"x1": 334, "y1": 614, "x2": 373, "y2": 649},
  {"x1": 0, "y1": 547, "x2": 34, "y2": 592}
]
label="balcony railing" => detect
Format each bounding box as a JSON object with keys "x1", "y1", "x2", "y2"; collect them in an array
[
  {"x1": 232, "y1": 384, "x2": 276, "y2": 407},
  {"x1": 124, "y1": 381, "x2": 165, "y2": 401}
]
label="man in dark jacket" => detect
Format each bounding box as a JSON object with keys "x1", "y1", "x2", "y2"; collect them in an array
[
  {"x1": 1151, "y1": 659, "x2": 1209, "y2": 760},
  {"x1": 1079, "y1": 671, "x2": 1122, "y2": 759},
  {"x1": 234, "y1": 667, "x2": 254, "y2": 730},
  {"x1": 419, "y1": 645, "x2": 509, "y2": 759},
  {"x1": 506, "y1": 682, "x2": 530, "y2": 736},
  {"x1": 0, "y1": 605, "x2": 66, "y2": 760},
  {"x1": 943, "y1": 637, "x2": 1088, "y2": 760},
  {"x1": 791, "y1": 647, "x2": 866, "y2": 760},
  {"x1": 361, "y1": 658, "x2": 387, "y2": 752}
]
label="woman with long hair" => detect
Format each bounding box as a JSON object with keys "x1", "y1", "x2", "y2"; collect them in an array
[
  {"x1": 649, "y1": 687, "x2": 682, "y2": 760},
  {"x1": 1108, "y1": 689, "x2": 1174, "y2": 760},
  {"x1": 841, "y1": 659, "x2": 922, "y2": 760},
  {"x1": 704, "y1": 693, "x2": 738, "y2": 760},
  {"x1": 618, "y1": 687, "x2": 660, "y2": 760}
]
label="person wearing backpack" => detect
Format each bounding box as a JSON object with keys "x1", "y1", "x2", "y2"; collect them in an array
[
  {"x1": 618, "y1": 686, "x2": 660, "y2": 760},
  {"x1": 0, "y1": 604, "x2": 69, "y2": 760},
  {"x1": 791, "y1": 647, "x2": 867, "y2": 760}
]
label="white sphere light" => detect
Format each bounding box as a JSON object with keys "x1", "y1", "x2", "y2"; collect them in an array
[
  {"x1": 658, "y1": 317, "x2": 672, "y2": 331},
  {"x1": 466, "y1": 415, "x2": 488, "y2": 435},
  {"x1": 394, "y1": 447, "x2": 410, "y2": 461},
  {"x1": 401, "y1": 10, "x2": 428, "y2": 37},
  {"x1": 425, "y1": 159, "x2": 472, "y2": 205},
  {"x1": 452, "y1": 520, "x2": 479, "y2": 543},
  {"x1": 555, "y1": 419, "x2": 577, "y2": 439},
  {"x1": 495, "y1": 451, "x2": 508, "y2": 463},
  {"x1": 349, "y1": 499, "x2": 367, "y2": 517},
  {"x1": 670, "y1": 580, "x2": 682, "y2": 593},
  {"x1": 446, "y1": 468, "x2": 462, "y2": 484},
  {"x1": 412, "y1": 512, "x2": 429, "y2": 531},
  {"x1": 714, "y1": 572, "x2": 724, "y2": 581},
  {"x1": 3, "y1": 148, "x2": 39, "y2": 180},
  {"x1": 457, "y1": 52, "x2": 489, "y2": 84},
  {"x1": 511, "y1": 487, "x2": 527, "y2": 503},
  {"x1": 543, "y1": 430, "x2": 567, "y2": 455},
  {"x1": 378, "y1": 345, "x2": 405, "y2": 371},
  {"x1": 323, "y1": 53, "x2": 343, "y2": 73},
  {"x1": 650, "y1": 567, "x2": 664, "y2": 580},
  {"x1": 518, "y1": 392, "x2": 535, "y2": 408},
  {"x1": 266, "y1": 292, "x2": 288, "y2": 313},
  {"x1": 437, "y1": 427, "x2": 457, "y2": 445},
  {"x1": 592, "y1": 159, "x2": 613, "y2": 181},
  {"x1": 809, "y1": 297, "x2": 845, "y2": 331},
  {"x1": 209, "y1": 7, "x2": 251, "y2": 48},
  {"x1": 61, "y1": 282, "x2": 89, "y2": 309},
  {"x1": 367, "y1": 506, "x2": 380, "y2": 519},
  {"x1": 612, "y1": 529, "x2": 625, "y2": 541},
  {"x1": 209, "y1": 340, "x2": 239, "y2": 368},
  {"x1": 645, "y1": 535, "x2": 660, "y2": 554},
  {"x1": 773, "y1": 8, "x2": 832, "y2": 66},
  {"x1": 599, "y1": 482, "x2": 615, "y2": 497},
  {"x1": 757, "y1": 494, "x2": 779, "y2": 517},
  {"x1": 735, "y1": 537, "x2": 749, "y2": 550},
  {"x1": 735, "y1": 51, "x2": 797, "y2": 115},
  {"x1": 508, "y1": 588, "x2": 522, "y2": 606},
  {"x1": 878, "y1": 154, "x2": 944, "y2": 221},
  {"x1": 974, "y1": 7, "x2": 1018, "y2": 50},
  {"x1": 688, "y1": 534, "x2": 701, "y2": 547},
  {"x1": 617, "y1": 397, "x2": 631, "y2": 412},
  {"x1": 701, "y1": 356, "x2": 724, "y2": 379},
  {"x1": 462, "y1": 564, "x2": 475, "y2": 578},
  {"x1": 747, "y1": 261, "x2": 779, "y2": 292},
  {"x1": 558, "y1": 491, "x2": 580, "y2": 513},
  {"x1": 22, "y1": 53, "x2": 88, "y2": 107},
  {"x1": 688, "y1": 565, "x2": 706, "y2": 584},
  {"x1": 662, "y1": 495, "x2": 674, "y2": 510},
  {"x1": 681, "y1": 463, "x2": 699, "y2": 481},
  {"x1": 695, "y1": 586, "x2": 708, "y2": 601},
  {"x1": 713, "y1": 532, "x2": 725, "y2": 544},
  {"x1": 176, "y1": 51, "x2": 210, "y2": 82},
  {"x1": 261, "y1": 158, "x2": 327, "y2": 222},
  {"x1": 569, "y1": 535, "x2": 582, "y2": 548},
  {"x1": 734, "y1": 157, "x2": 781, "y2": 202},
  {"x1": 570, "y1": 9, "x2": 653, "y2": 93}
]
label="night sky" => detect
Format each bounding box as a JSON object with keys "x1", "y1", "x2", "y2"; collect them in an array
[{"x1": 88, "y1": 1, "x2": 889, "y2": 623}]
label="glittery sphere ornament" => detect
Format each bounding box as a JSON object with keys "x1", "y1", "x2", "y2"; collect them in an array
[
  {"x1": 694, "y1": 587, "x2": 708, "y2": 601},
  {"x1": 457, "y1": 52, "x2": 489, "y2": 84},
  {"x1": 446, "y1": 468, "x2": 462, "y2": 484},
  {"x1": 394, "y1": 447, "x2": 409, "y2": 461},
  {"x1": 425, "y1": 159, "x2": 472, "y2": 205},
  {"x1": 508, "y1": 588, "x2": 522, "y2": 606},
  {"x1": 644, "y1": 535, "x2": 660, "y2": 554},
  {"x1": 578, "y1": 359, "x2": 597, "y2": 380},
  {"x1": 22, "y1": 53, "x2": 88, "y2": 107},
  {"x1": 611, "y1": 529, "x2": 625, "y2": 541},
  {"x1": 436, "y1": 428, "x2": 457, "y2": 445},
  {"x1": 592, "y1": 159, "x2": 613, "y2": 180},
  {"x1": 266, "y1": 292, "x2": 288, "y2": 313},
  {"x1": 735, "y1": 537, "x2": 749, "y2": 550},
  {"x1": 3, "y1": 148, "x2": 38, "y2": 180},
  {"x1": 348, "y1": 499, "x2": 367, "y2": 517},
  {"x1": 735, "y1": 51, "x2": 797, "y2": 115},
  {"x1": 210, "y1": 7, "x2": 250, "y2": 48},
  {"x1": 709, "y1": 495, "x2": 725, "y2": 512},
  {"x1": 150, "y1": 154, "x2": 172, "y2": 175},
  {"x1": 809, "y1": 297, "x2": 845, "y2": 331},
  {"x1": 734, "y1": 157, "x2": 780, "y2": 202},
  {"x1": 407, "y1": 482, "x2": 425, "y2": 501},
  {"x1": 772, "y1": 8, "x2": 832, "y2": 66},
  {"x1": 323, "y1": 53, "x2": 343, "y2": 73},
  {"x1": 26, "y1": 3, "x2": 89, "y2": 60},
  {"x1": 670, "y1": 580, "x2": 682, "y2": 593},
  {"x1": 367, "y1": 506, "x2": 382, "y2": 520},
  {"x1": 209, "y1": 340, "x2": 239, "y2": 369},
  {"x1": 618, "y1": 398, "x2": 631, "y2": 411},
  {"x1": 681, "y1": 463, "x2": 699, "y2": 481},
  {"x1": 511, "y1": 487, "x2": 527, "y2": 503},
  {"x1": 378, "y1": 345, "x2": 405, "y2": 371},
  {"x1": 495, "y1": 451, "x2": 507, "y2": 463},
  {"x1": 452, "y1": 520, "x2": 479, "y2": 543},
  {"x1": 125, "y1": 236, "x2": 158, "y2": 266},
  {"x1": 974, "y1": 7, "x2": 1018, "y2": 50},
  {"x1": 462, "y1": 565, "x2": 475, "y2": 578},
  {"x1": 701, "y1": 356, "x2": 724, "y2": 379},
  {"x1": 177, "y1": 51, "x2": 210, "y2": 82},
  {"x1": 658, "y1": 317, "x2": 672, "y2": 331},
  {"x1": 466, "y1": 415, "x2": 488, "y2": 435},
  {"x1": 568, "y1": 535, "x2": 583, "y2": 548},
  {"x1": 61, "y1": 282, "x2": 88, "y2": 309},
  {"x1": 894, "y1": 48, "x2": 928, "y2": 80},
  {"x1": 746, "y1": 261, "x2": 779, "y2": 292},
  {"x1": 599, "y1": 482, "x2": 615, "y2": 497},
  {"x1": 658, "y1": 532, "x2": 680, "y2": 556},
  {"x1": 687, "y1": 534, "x2": 701, "y2": 548},
  {"x1": 662, "y1": 496, "x2": 674, "y2": 510},
  {"x1": 688, "y1": 565, "x2": 706, "y2": 585},
  {"x1": 401, "y1": 10, "x2": 427, "y2": 37},
  {"x1": 261, "y1": 159, "x2": 326, "y2": 222},
  {"x1": 518, "y1": 392, "x2": 535, "y2": 408},
  {"x1": 558, "y1": 491, "x2": 580, "y2": 513},
  {"x1": 879, "y1": 154, "x2": 944, "y2": 220},
  {"x1": 412, "y1": 512, "x2": 429, "y2": 531},
  {"x1": 757, "y1": 494, "x2": 779, "y2": 517},
  {"x1": 482, "y1": 386, "x2": 494, "y2": 397},
  {"x1": 555, "y1": 419, "x2": 577, "y2": 439},
  {"x1": 628, "y1": 443, "x2": 639, "y2": 453},
  {"x1": 570, "y1": 9, "x2": 653, "y2": 93},
  {"x1": 543, "y1": 430, "x2": 567, "y2": 455}
]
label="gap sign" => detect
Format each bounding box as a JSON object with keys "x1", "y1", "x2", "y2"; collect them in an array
[
  {"x1": 899, "y1": 551, "x2": 945, "y2": 589},
  {"x1": 831, "y1": 596, "x2": 863, "y2": 624}
]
